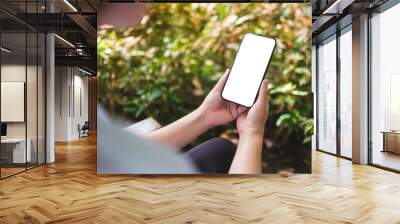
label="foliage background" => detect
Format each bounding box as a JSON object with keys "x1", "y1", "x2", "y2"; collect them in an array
[{"x1": 98, "y1": 3, "x2": 312, "y2": 173}]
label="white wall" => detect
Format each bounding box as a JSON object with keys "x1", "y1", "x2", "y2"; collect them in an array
[
  {"x1": 72, "y1": 73, "x2": 89, "y2": 138},
  {"x1": 1, "y1": 65, "x2": 26, "y2": 140},
  {"x1": 54, "y1": 67, "x2": 89, "y2": 141},
  {"x1": 55, "y1": 67, "x2": 69, "y2": 141},
  {"x1": 1, "y1": 65, "x2": 25, "y2": 128},
  {"x1": 1, "y1": 65, "x2": 39, "y2": 138}
]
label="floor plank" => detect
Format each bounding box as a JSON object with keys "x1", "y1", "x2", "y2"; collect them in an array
[{"x1": 0, "y1": 135, "x2": 400, "y2": 223}]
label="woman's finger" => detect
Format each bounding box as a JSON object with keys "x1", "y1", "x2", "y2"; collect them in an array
[
  {"x1": 235, "y1": 105, "x2": 248, "y2": 115},
  {"x1": 213, "y1": 69, "x2": 230, "y2": 92},
  {"x1": 255, "y1": 79, "x2": 269, "y2": 107}
]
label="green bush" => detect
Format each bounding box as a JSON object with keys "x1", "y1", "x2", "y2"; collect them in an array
[{"x1": 98, "y1": 3, "x2": 312, "y2": 172}]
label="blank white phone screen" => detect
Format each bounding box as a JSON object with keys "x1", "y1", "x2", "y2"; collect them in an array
[{"x1": 222, "y1": 34, "x2": 275, "y2": 107}]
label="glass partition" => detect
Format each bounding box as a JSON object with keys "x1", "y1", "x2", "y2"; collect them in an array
[
  {"x1": 26, "y1": 0, "x2": 45, "y2": 169},
  {"x1": 371, "y1": 3, "x2": 400, "y2": 171},
  {"x1": 38, "y1": 32, "x2": 45, "y2": 165},
  {"x1": 0, "y1": 1, "x2": 46, "y2": 179},
  {"x1": 339, "y1": 26, "x2": 352, "y2": 158},
  {"x1": 1, "y1": 29, "x2": 28, "y2": 178},
  {"x1": 27, "y1": 30, "x2": 38, "y2": 169},
  {"x1": 317, "y1": 35, "x2": 337, "y2": 154}
]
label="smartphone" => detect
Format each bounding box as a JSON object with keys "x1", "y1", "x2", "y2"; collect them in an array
[{"x1": 222, "y1": 33, "x2": 276, "y2": 107}]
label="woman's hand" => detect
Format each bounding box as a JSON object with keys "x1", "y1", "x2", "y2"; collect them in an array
[
  {"x1": 236, "y1": 79, "x2": 269, "y2": 137},
  {"x1": 198, "y1": 69, "x2": 248, "y2": 128},
  {"x1": 146, "y1": 69, "x2": 250, "y2": 150},
  {"x1": 229, "y1": 79, "x2": 269, "y2": 174}
]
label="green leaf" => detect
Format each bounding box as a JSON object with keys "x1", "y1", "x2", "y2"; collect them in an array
[
  {"x1": 147, "y1": 89, "x2": 162, "y2": 101},
  {"x1": 276, "y1": 113, "x2": 291, "y2": 126}
]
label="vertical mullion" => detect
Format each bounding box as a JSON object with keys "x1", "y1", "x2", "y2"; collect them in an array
[
  {"x1": 336, "y1": 27, "x2": 341, "y2": 157},
  {"x1": 69, "y1": 69, "x2": 71, "y2": 117},
  {"x1": 0, "y1": 21, "x2": 2, "y2": 179},
  {"x1": 60, "y1": 68, "x2": 62, "y2": 117},
  {"x1": 316, "y1": 45, "x2": 319, "y2": 150},
  {"x1": 36, "y1": 0, "x2": 39, "y2": 167},
  {"x1": 25, "y1": 0, "x2": 28, "y2": 171},
  {"x1": 367, "y1": 11, "x2": 373, "y2": 165},
  {"x1": 73, "y1": 68, "x2": 75, "y2": 118},
  {"x1": 44, "y1": 0, "x2": 47, "y2": 164}
]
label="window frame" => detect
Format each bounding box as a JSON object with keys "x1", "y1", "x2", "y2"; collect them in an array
[
  {"x1": 314, "y1": 20, "x2": 353, "y2": 160},
  {"x1": 0, "y1": 1, "x2": 48, "y2": 180},
  {"x1": 367, "y1": 0, "x2": 400, "y2": 173}
]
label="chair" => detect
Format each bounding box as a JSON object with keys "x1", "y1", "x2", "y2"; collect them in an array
[{"x1": 79, "y1": 121, "x2": 90, "y2": 138}]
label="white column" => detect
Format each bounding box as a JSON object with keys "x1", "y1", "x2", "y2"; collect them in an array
[
  {"x1": 352, "y1": 14, "x2": 369, "y2": 164},
  {"x1": 46, "y1": 32, "x2": 55, "y2": 163}
]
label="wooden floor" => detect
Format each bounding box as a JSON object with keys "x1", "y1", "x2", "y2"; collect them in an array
[
  {"x1": 1, "y1": 135, "x2": 400, "y2": 223},
  {"x1": 373, "y1": 150, "x2": 400, "y2": 171},
  {"x1": 1, "y1": 167, "x2": 26, "y2": 178}
]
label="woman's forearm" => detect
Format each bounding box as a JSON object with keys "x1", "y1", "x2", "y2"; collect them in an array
[
  {"x1": 145, "y1": 108, "x2": 211, "y2": 150},
  {"x1": 229, "y1": 129, "x2": 264, "y2": 174}
]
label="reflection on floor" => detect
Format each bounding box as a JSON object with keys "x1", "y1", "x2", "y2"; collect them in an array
[
  {"x1": 0, "y1": 135, "x2": 399, "y2": 223},
  {"x1": 373, "y1": 150, "x2": 400, "y2": 171},
  {"x1": 341, "y1": 147, "x2": 352, "y2": 158},
  {"x1": 0, "y1": 163, "x2": 42, "y2": 178},
  {"x1": 0, "y1": 167, "x2": 25, "y2": 177}
]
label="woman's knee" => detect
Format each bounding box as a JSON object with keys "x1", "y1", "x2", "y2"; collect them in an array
[
  {"x1": 185, "y1": 137, "x2": 237, "y2": 173},
  {"x1": 206, "y1": 137, "x2": 235, "y2": 148}
]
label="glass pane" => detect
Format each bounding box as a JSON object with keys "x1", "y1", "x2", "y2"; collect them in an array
[
  {"x1": 27, "y1": 31, "x2": 38, "y2": 169},
  {"x1": 26, "y1": 0, "x2": 39, "y2": 169},
  {"x1": 1, "y1": 29, "x2": 27, "y2": 177},
  {"x1": 312, "y1": 45, "x2": 317, "y2": 151},
  {"x1": 317, "y1": 36, "x2": 337, "y2": 154},
  {"x1": 339, "y1": 28, "x2": 352, "y2": 158},
  {"x1": 371, "y1": 4, "x2": 400, "y2": 171},
  {"x1": 38, "y1": 32, "x2": 45, "y2": 165}
]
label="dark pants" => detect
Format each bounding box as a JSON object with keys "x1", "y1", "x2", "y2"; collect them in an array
[{"x1": 185, "y1": 138, "x2": 237, "y2": 174}]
